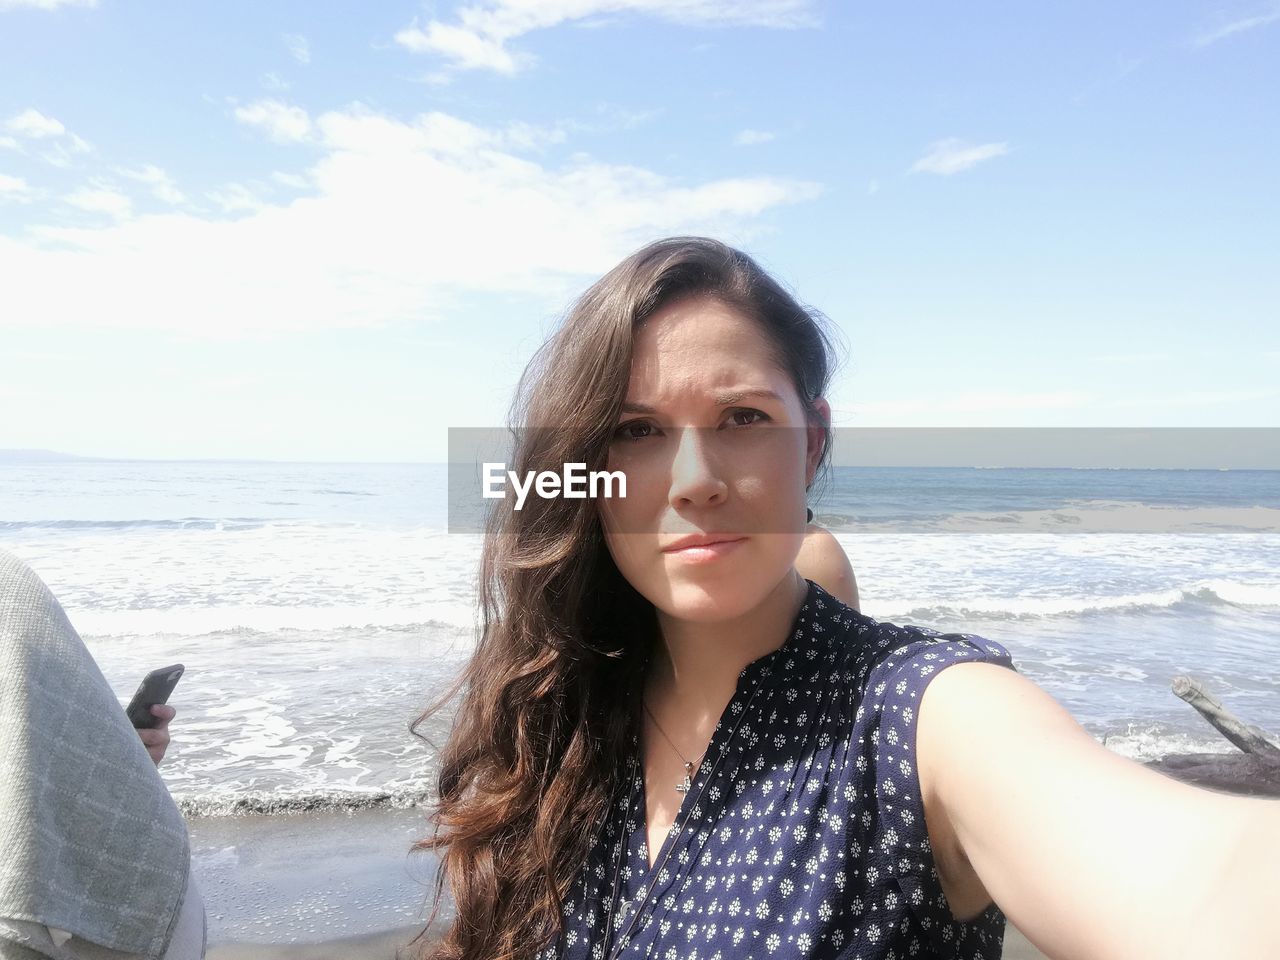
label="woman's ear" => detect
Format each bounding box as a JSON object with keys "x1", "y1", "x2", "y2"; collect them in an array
[{"x1": 805, "y1": 397, "x2": 831, "y2": 486}]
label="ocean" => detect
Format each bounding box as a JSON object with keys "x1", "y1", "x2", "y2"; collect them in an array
[{"x1": 3, "y1": 459, "x2": 1278, "y2": 819}]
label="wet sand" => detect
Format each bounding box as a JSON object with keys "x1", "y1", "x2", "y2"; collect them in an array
[
  {"x1": 190, "y1": 806, "x2": 443, "y2": 948},
  {"x1": 207, "y1": 924, "x2": 425, "y2": 960}
]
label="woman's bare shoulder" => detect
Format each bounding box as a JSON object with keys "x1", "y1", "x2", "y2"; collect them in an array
[{"x1": 796, "y1": 524, "x2": 860, "y2": 610}]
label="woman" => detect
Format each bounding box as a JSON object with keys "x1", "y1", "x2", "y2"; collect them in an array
[{"x1": 407, "y1": 237, "x2": 1278, "y2": 960}]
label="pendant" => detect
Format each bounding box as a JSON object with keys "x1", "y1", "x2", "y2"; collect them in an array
[{"x1": 675, "y1": 760, "x2": 694, "y2": 793}]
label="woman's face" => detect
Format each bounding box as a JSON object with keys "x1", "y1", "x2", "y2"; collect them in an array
[{"x1": 599, "y1": 294, "x2": 828, "y2": 623}]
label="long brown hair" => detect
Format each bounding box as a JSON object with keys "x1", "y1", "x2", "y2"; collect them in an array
[{"x1": 405, "y1": 236, "x2": 843, "y2": 960}]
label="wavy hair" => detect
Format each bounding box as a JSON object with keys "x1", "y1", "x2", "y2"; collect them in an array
[{"x1": 405, "y1": 236, "x2": 844, "y2": 960}]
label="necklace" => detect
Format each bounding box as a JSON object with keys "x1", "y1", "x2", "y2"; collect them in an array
[
  {"x1": 640, "y1": 699, "x2": 707, "y2": 794},
  {"x1": 601, "y1": 677, "x2": 766, "y2": 960}
]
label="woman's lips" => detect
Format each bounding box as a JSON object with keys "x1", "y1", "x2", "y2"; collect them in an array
[{"x1": 662, "y1": 537, "x2": 747, "y2": 563}]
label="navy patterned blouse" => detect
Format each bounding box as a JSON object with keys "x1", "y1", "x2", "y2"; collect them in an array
[{"x1": 536, "y1": 579, "x2": 1020, "y2": 960}]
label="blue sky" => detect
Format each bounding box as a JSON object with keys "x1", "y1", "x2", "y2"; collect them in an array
[{"x1": 0, "y1": 0, "x2": 1277, "y2": 461}]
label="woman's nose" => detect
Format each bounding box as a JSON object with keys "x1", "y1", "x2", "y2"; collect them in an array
[{"x1": 667, "y1": 427, "x2": 728, "y2": 508}]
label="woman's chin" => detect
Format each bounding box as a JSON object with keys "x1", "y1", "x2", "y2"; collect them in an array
[{"x1": 654, "y1": 577, "x2": 762, "y2": 623}]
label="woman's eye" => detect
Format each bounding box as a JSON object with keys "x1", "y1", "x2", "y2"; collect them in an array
[
  {"x1": 612, "y1": 411, "x2": 766, "y2": 441},
  {"x1": 613, "y1": 420, "x2": 654, "y2": 442},
  {"x1": 728, "y1": 408, "x2": 770, "y2": 427}
]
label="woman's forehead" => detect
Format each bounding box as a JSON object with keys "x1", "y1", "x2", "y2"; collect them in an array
[
  {"x1": 626, "y1": 296, "x2": 793, "y2": 405},
  {"x1": 637, "y1": 295, "x2": 758, "y2": 342},
  {"x1": 633, "y1": 299, "x2": 778, "y2": 366},
  {"x1": 623, "y1": 352, "x2": 794, "y2": 411}
]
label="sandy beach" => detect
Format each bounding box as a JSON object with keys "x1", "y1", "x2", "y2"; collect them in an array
[
  {"x1": 194, "y1": 807, "x2": 1049, "y2": 960},
  {"x1": 190, "y1": 806, "x2": 446, "y2": 951}
]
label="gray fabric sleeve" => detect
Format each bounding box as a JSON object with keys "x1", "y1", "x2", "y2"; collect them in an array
[{"x1": 0, "y1": 549, "x2": 192, "y2": 960}]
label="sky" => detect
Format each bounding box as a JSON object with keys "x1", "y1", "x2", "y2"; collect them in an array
[{"x1": 0, "y1": 0, "x2": 1277, "y2": 462}]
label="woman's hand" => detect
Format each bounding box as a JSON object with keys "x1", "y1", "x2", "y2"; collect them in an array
[{"x1": 138, "y1": 704, "x2": 176, "y2": 766}]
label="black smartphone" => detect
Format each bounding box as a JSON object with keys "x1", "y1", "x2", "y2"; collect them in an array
[{"x1": 125, "y1": 663, "x2": 185, "y2": 729}]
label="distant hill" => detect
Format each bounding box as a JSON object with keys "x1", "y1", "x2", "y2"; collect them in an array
[{"x1": 0, "y1": 449, "x2": 89, "y2": 463}]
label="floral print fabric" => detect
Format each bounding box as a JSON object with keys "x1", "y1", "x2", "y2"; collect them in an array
[{"x1": 538, "y1": 579, "x2": 1018, "y2": 960}]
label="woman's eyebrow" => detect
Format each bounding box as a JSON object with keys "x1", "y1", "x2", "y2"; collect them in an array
[
  {"x1": 715, "y1": 388, "x2": 783, "y2": 405},
  {"x1": 620, "y1": 388, "x2": 783, "y2": 415}
]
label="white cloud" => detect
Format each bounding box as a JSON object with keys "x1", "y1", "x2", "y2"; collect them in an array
[
  {"x1": 234, "y1": 99, "x2": 312, "y2": 144},
  {"x1": 734, "y1": 129, "x2": 775, "y2": 146},
  {"x1": 1089, "y1": 352, "x2": 1171, "y2": 366},
  {"x1": 395, "y1": 0, "x2": 818, "y2": 75},
  {"x1": 396, "y1": 19, "x2": 523, "y2": 73},
  {"x1": 0, "y1": 0, "x2": 94, "y2": 9},
  {"x1": 206, "y1": 182, "x2": 267, "y2": 214},
  {"x1": 0, "y1": 105, "x2": 821, "y2": 339},
  {"x1": 589, "y1": 103, "x2": 663, "y2": 131},
  {"x1": 910, "y1": 138, "x2": 1009, "y2": 176},
  {"x1": 856, "y1": 391, "x2": 1091, "y2": 420},
  {"x1": 499, "y1": 119, "x2": 570, "y2": 151},
  {"x1": 39, "y1": 134, "x2": 93, "y2": 168},
  {"x1": 414, "y1": 70, "x2": 456, "y2": 87},
  {"x1": 1176, "y1": 387, "x2": 1280, "y2": 405},
  {"x1": 271, "y1": 170, "x2": 311, "y2": 189},
  {"x1": 5, "y1": 109, "x2": 91, "y2": 167},
  {"x1": 284, "y1": 33, "x2": 311, "y2": 64},
  {"x1": 7, "y1": 108, "x2": 66, "y2": 139},
  {"x1": 64, "y1": 185, "x2": 131, "y2": 218},
  {"x1": 1192, "y1": 4, "x2": 1280, "y2": 46},
  {"x1": 1105, "y1": 387, "x2": 1280, "y2": 410},
  {"x1": 117, "y1": 164, "x2": 186, "y2": 204},
  {"x1": 535, "y1": 104, "x2": 663, "y2": 138},
  {"x1": 0, "y1": 172, "x2": 32, "y2": 200},
  {"x1": 853, "y1": 386, "x2": 1280, "y2": 427}
]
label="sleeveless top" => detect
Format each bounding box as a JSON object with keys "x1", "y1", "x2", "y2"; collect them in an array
[{"x1": 535, "y1": 579, "x2": 1019, "y2": 960}]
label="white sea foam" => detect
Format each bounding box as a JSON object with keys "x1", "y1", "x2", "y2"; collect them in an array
[
  {"x1": 1100, "y1": 724, "x2": 1243, "y2": 762},
  {"x1": 7, "y1": 461, "x2": 1277, "y2": 816},
  {"x1": 72, "y1": 603, "x2": 478, "y2": 637},
  {"x1": 876, "y1": 580, "x2": 1280, "y2": 622}
]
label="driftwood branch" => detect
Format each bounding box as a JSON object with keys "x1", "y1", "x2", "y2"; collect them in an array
[
  {"x1": 1171, "y1": 676, "x2": 1280, "y2": 758},
  {"x1": 1138, "y1": 675, "x2": 1280, "y2": 799}
]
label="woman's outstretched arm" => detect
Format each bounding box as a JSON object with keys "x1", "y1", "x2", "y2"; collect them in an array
[{"x1": 917, "y1": 660, "x2": 1280, "y2": 960}]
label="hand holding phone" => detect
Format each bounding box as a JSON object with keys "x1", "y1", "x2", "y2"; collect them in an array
[
  {"x1": 139, "y1": 704, "x2": 177, "y2": 766},
  {"x1": 125, "y1": 663, "x2": 185, "y2": 729}
]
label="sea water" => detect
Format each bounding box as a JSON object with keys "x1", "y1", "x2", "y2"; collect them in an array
[{"x1": 2, "y1": 459, "x2": 1278, "y2": 818}]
